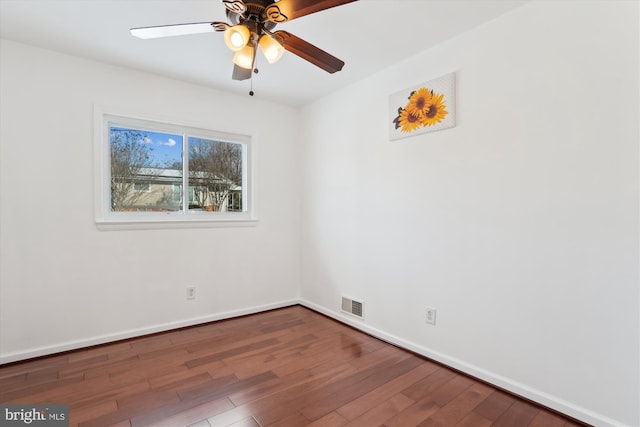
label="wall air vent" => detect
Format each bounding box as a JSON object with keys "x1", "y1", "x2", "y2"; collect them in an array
[{"x1": 341, "y1": 297, "x2": 364, "y2": 319}]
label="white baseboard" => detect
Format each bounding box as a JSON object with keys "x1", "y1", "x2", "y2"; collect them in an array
[
  {"x1": 0, "y1": 299, "x2": 299, "y2": 365},
  {"x1": 298, "y1": 298, "x2": 628, "y2": 427}
]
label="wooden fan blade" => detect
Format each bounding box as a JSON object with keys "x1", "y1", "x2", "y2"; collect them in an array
[
  {"x1": 222, "y1": 0, "x2": 247, "y2": 15},
  {"x1": 272, "y1": 31, "x2": 344, "y2": 73},
  {"x1": 264, "y1": 0, "x2": 357, "y2": 23},
  {"x1": 232, "y1": 64, "x2": 252, "y2": 80},
  {"x1": 130, "y1": 22, "x2": 226, "y2": 39}
]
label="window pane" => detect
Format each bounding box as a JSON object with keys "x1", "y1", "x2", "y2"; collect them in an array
[
  {"x1": 188, "y1": 137, "x2": 243, "y2": 212},
  {"x1": 110, "y1": 126, "x2": 183, "y2": 212}
]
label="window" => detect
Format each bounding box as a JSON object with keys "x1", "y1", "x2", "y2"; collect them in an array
[
  {"x1": 95, "y1": 110, "x2": 254, "y2": 228},
  {"x1": 133, "y1": 182, "x2": 150, "y2": 192}
]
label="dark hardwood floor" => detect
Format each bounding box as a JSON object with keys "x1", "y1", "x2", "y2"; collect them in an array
[{"x1": 0, "y1": 305, "x2": 586, "y2": 427}]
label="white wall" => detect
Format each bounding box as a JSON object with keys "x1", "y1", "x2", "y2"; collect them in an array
[
  {"x1": 0, "y1": 39, "x2": 301, "y2": 362},
  {"x1": 300, "y1": 1, "x2": 639, "y2": 426}
]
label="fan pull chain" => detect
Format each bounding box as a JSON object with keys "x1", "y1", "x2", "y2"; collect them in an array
[
  {"x1": 249, "y1": 58, "x2": 258, "y2": 96},
  {"x1": 249, "y1": 50, "x2": 258, "y2": 96}
]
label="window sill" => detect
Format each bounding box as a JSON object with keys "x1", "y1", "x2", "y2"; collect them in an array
[{"x1": 95, "y1": 215, "x2": 258, "y2": 231}]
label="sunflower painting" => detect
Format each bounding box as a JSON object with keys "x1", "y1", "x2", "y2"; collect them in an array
[{"x1": 389, "y1": 73, "x2": 456, "y2": 140}]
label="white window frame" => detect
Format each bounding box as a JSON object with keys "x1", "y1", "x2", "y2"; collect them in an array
[{"x1": 94, "y1": 107, "x2": 256, "y2": 230}]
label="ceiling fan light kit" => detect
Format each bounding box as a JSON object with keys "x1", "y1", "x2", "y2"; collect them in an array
[{"x1": 130, "y1": 0, "x2": 358, "y2": 92}]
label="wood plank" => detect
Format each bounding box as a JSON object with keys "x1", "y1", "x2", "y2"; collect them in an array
[
  {"x1": 305, "y1": 411, "x2": 349, "y2": 427},
  {"x1": 416, "y1": 382, "x2": 494, "y2": 427},
  {"x1": 379, "y1": 399, "x2": 441, "y2": 427},
  {"x1": 227, "y1": 417, "x2": 261, "y2": 427},
  {"x1": 492, "y1": 400, "x2": 540, "y2": 427},
  {"x1": 298, "y1": 354, "x2": 424, "y2": 421},
  {"x1": 384, "y1": 372, "x2": 469, "y2": 427},
  {"x1": 472, "y1": 389, "x2": 516, "y2": 421},
  {"x1": 343, "y1": 393, "x2": 414, "y2": 427},
  {"x1": 529, "y1": 409, "x2": 572, "y2": 427},
  {"x1": 184, "y1": 338, "x2": 280, "y2": 368},
  {"x1": 259, "y1": 411, "x2": 311, "y2": 427},
  {"x1": 0, "y1": 374, "x2": 86, "y2": 403},
  {"x1": 68, "y1": 399, "x2": 118, "y2": 427},
  {"x1": 454, "y1": 412, "x2": 493, "y2": 427},
  {"x1": 206, "y1": 405, "x2": 261, "y2": 427},
  {"x1": 0, "y1": 372, "x2": 27, "y2": 387},
  {"x1": 177, "y1": 372, "x2": 276, "y2": 403},
  {"x1": 0, "y1": 353, "x2": 69, "y2": 378},
  {"x1": 139, "y1": 397, "x2": 234, "y2": 427},
  {"x1": 430, "y1": 375, "x2": 475, "y2": 407},
  {"x1": 336, "y1": 361, "x2": 439, "y2": 420},
  {"x1": 227, "y1": 368, "x2": 312, "y2": 407},
  {"x1": 401, "y1": 367, "x2": 457, "y2": 401},
  {"x1": 65, "y1": 378, "x2": 152, "y2": 409}
]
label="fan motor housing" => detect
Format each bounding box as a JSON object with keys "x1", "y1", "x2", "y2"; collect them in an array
[{"x1": 227, "y1": 0, "x2": 278, "y2": 31}]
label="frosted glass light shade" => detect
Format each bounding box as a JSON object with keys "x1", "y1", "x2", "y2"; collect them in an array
[
  {"x1": 233, "y1": 44, "x2": 255, "y2": 69},
  {"x1": 259, "y1": 34, "x2": 285, "y2": 64},
  {"x1": 224, "y1": 25, "x2": 250, "y2": 51}
]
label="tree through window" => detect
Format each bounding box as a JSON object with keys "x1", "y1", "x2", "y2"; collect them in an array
[
  {"x1": 110, "y1": 127, "x2": 183, "y2": 212},
  {"x1": 188, "y1": 137, "x2": 243, "y2": 212}
]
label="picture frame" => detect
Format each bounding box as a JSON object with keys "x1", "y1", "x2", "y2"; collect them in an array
[{"x1": 389, "y1": 72, "x2": 456, "y2": 141}]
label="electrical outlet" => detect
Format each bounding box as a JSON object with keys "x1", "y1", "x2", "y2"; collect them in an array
[
  {"x1": 426, "y1": 307, "x2": 436, "y2": 325},
  {"x1": 186, "y1": 287, "x2": 196, "y2": 300}
]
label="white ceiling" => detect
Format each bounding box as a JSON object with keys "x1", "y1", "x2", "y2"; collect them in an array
[{"x1": 0, "y1": 0, "x2": 529, "y2": 107}]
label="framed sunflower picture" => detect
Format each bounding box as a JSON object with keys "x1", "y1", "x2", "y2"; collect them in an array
[{"x1": 389, "y1": 72, "x2": 456, "y2": 140}]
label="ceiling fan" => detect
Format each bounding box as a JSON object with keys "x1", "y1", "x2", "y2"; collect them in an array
[{"x1": 131, "y1": 0, "x2": 357, "y2": 88}]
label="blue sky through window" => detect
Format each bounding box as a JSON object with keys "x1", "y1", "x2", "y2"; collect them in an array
[{"x1": 139, "y1": 131, "x2": 183, "y2": 168}]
